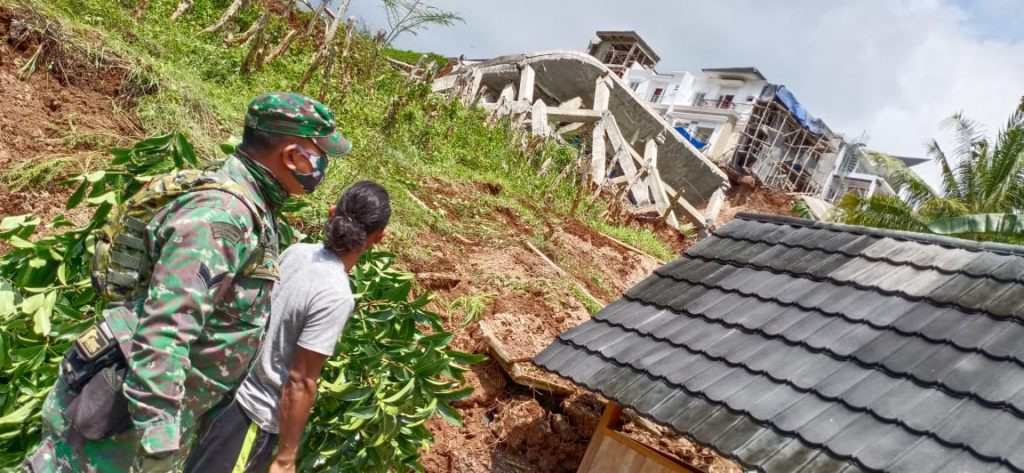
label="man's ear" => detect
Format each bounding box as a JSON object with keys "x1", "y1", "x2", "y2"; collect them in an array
[
  {"x1": 281, "y1": 144, "x2": 301, "y2": 172},
  {"x1": 328, "y1": 205, "x2": 337, "y2": 220}
]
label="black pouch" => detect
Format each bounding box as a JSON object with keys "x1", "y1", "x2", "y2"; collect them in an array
[
  {"x1": 65, "y1": 366, "x2": 133, "y2": 440},
  {"x1": 62, "y1": 321, "x2": 124, "y2": 393}
]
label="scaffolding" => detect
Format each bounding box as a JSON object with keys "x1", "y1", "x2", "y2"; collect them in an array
[{"x1": 730, "y1": 99, "x2": 837, "y2": 194}]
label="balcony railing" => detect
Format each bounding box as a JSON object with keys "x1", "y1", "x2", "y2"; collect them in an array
[{"x1": 691, "y1": 98, "x2": 753, "y2": 113}]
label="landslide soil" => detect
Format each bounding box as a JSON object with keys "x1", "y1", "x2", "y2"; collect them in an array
[
  {"x1": 405, "y1": 179, "x2": 742, "y2": 473},
  {"x1": 0, "y1": 6, "x2": 139, "y2": 245}
]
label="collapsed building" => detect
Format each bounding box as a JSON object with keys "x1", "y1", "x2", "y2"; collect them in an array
[
  {"x1": 607, "y1": 32, "x2": 923, "y2": 208},
  {"x1": 433, "y1": 50, "x2": 731, "y2": 235}
]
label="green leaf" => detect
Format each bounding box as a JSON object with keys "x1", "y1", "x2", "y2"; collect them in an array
[
  {"x1": 33, "y1": 291, "x2": 57, "y2": 336},
  {"x1": 418, "y1": 332, "x2": 453, "y2": 347},
  {"x1": 446, "y1": 350, "x2": 488, "y2": 365},
  {"x1": 0, "y1": 398, "x2": 40, "y2": 426},
  {"x1": 435, "y1": 386, "x2": 473, "y2": 402},
  {"x1": 21, "y1": 293, "x2": 45, "y2": 314},
  {"x1": 174, "y1": 132, "x2": 198, "y2": 167},
  {"x1": 347, "y1": 406, "x2": 379, "y2": 420},
  {"x1": 435, "y1": 402, "x2": 462, "y2": 427},
  {"x1": 0, "y1": 281, "x2": 16, "y2": 316},
  {"x1": 380, "y1": 378, "x2": 415, "y2": 404},
  {"x1": 382, "y1": 280, "x2": 412, "y2": 302},
  {"x1": 928, "y1": 213, "x2": 1024, "y2": 237},
  {"x1": 83, "y1": 171, "x2": 107, "y2": 183},
  {"x1": 87, "y1": 191, "x2": 118, "y2": 206},
  {"x1": 9, "y1": 236, "x2": 34, "y2": 249},
  {"x1": 338, "y1": 387, "x2": 374, "y2": 402},
  {"x1": 66, "y1": 179, "x2": 90, "y2": 209}
]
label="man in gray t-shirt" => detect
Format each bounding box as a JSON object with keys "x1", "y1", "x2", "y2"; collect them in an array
[
  {"x1": 183, "y1": 180, "x2": 390, "y2": 473},
  {"x1": 237, "y1": 242, "x2": 354, "y2": 433}
]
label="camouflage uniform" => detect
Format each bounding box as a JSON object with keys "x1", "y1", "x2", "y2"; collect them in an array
[{"x1": 23, "y1": 93, "x2": 351, "y2": 473}]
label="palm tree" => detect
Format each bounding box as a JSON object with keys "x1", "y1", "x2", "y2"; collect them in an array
[{"x1": 837, "y1": 97, "x2": 1024, "y2": 242}]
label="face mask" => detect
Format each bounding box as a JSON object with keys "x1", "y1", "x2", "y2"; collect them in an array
[{"x1": 291, "y1": 146, "x2": 329, "y2": 194}]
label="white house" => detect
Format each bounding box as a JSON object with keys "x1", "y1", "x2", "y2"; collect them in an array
[{"x1": 623, "y1": 67, "x2": 769, "y2": 163}]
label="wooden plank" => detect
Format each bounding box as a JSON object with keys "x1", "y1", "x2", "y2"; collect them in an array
[
  {"x1": 578, "y1": 404, "x2": 699, "y2": 473},
  {"x1": 604, "y1": 116, "x2": 649, "y2": 204},
  {"x1": 518, "y1": 64, "x2": 535, "y2": 103},
  {"x1": 547, "y1": 107, "x2": 603, "y2": 123},
  {"x1": 478, "y1": 321, "x2": 573, "y2": 395},
  {"x1": 524, "y1": 241, "x2": 604, "y2": 306},
  {"x1": 531, "y1": 99, "x2": 549, "y2": 136}
]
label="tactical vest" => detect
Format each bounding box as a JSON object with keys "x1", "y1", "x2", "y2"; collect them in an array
[{"x1": 91, "y1": 169, "x2": 270, "y2": 302}]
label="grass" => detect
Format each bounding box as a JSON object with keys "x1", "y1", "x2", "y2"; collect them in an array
[
  {"x1": 15, "y1": 0, "x2": 676, "y2": 293},
  {"x1": 0, "y1": 152, "x2": 107, "y2": 192}
]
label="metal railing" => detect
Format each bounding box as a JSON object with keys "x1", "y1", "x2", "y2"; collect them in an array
[{"x1": 691, "y1": 98, "x2": 752, "y2": 112}]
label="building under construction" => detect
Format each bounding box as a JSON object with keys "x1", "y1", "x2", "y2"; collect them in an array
[{"x1": 729, "y1": 84, "x2": 840, "y2": 195}]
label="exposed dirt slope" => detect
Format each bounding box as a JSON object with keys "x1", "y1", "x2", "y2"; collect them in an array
[
  {"x1": 0, "y1": 7, "x2": 139, "y2": 235},
  {"x1": 403, "y1": 179, "x2": 741, "y2": 473}
]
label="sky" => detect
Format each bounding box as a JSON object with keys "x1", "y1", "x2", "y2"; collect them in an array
[{"x1": 345, "y1": 0, "x2": 1024, "y2": 190}]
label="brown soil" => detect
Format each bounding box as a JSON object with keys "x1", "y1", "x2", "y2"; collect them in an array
[
  {"x1": 0, "y1": 6, "x2": 140, "y2": 250},
  {"x1": 403, "y1": 179, "x2": 742, "y2": 473},
  {"x1": 715, "y1": 185, "x2": 797, "y2": 226},
  {"x1": 618, "y1": 421, "x2": 742, "y2": 473}
]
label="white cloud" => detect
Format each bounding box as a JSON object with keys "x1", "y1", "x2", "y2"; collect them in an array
[{"x1": 346, "y1": 0, "x2": 1024, "y2": 189}]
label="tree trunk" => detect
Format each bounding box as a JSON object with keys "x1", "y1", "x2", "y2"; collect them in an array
[
  {"x1": 229, "y1": 19, "x2": 258, "y2": 44},
  {"x1": 261, "y1": 29, "x2": 299, "y2": 67},
  {"x1": 240, "y1": 10, "x2": 271, "y2": 74},
  {"x1": 202, "y1": 0, "x2": 250, "y2": 35},
  {"x1": 297, "y1": 0, "x2": 350, "y2": 90},
  {"x1": 169, "y1": 0, "x2": 194, "y2": 20},
  {"x1": 317, "y1": 43, "x2": 337, "y2": 101},
  {"x1": 305, "y1": 0, "x2": 328, "y2": 36}
]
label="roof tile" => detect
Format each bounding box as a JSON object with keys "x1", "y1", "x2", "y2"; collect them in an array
[{"x1": 535, "y1": 214, "x2": 1024, "y2": 473}]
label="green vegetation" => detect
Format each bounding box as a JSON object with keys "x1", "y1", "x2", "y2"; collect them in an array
[
  {"x1": 837, "y1": 99, "x2": 1024, "y2": 243},
  {"x1": 0, "y1": 0, "x2": 677, "y2": 469},
  {"x1": 0, "y1": 134, "x2": 483, "y2": 472}
]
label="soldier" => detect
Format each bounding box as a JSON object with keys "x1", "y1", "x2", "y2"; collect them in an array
[{"x1": 22, "y1": 92, "x2": 351, "y2": 473}]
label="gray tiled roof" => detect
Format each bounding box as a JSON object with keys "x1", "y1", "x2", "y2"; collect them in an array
[{"x1": 534, "y1": 213, "x2": 1024, "y2": 473}]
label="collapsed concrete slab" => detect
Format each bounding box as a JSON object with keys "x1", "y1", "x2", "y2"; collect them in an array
[{"x1": 433, "y1": 51, "x2": 729, "y2": 233}]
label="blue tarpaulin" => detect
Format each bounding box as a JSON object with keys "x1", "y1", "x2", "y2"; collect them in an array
[
  {"x1": 773, "y1": 86, "x2": 826, "y2": 136},
  {"x1": 674, "y1": 127, "x2": 707, "y2": 150}
]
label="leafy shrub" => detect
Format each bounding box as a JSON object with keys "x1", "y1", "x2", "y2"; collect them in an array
[{"x1": 0, "y1": 133, "x2": 478, "y2": 472}]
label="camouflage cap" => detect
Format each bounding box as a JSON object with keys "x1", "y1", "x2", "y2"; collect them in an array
[{"x1": 244, "y1": 92, "x2": 352, "y2": 157}]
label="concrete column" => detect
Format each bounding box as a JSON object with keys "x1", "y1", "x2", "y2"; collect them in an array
[
  {"x1": 593, "y1": 76, "x2": 610, "y2": 113},
  {"x1": 531, "y1": 99, "x2": 549, "y2": 136},
  {"x1": 518, "y1": 65, "x2": 535, "y2": 103},
  {"x1": 591, "y1": 120, "x2": 607, "y2": 185}
]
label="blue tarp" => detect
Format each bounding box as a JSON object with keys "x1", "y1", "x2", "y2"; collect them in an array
[
  {"x1": 674, "y1": 127, "x2": 707, "y2": 150},
  {"x1": 773, "y1": 85, "x2": 827, "y2": 136}
]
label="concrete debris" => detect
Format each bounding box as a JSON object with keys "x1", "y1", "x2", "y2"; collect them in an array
[{"x1": 432, "y1": 51, "x2": 730, "y2": 234}]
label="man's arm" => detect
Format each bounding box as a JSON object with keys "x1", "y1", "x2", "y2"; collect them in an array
[
  {"x1": 272, "y1": 347, "x2": 328, "y2": 471},
  {"x1": 121, "y1": 196, "x2": 254, "y2": 457}
]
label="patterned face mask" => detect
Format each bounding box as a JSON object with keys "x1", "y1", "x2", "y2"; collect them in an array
[{"x1": 291, "y1": 146, "x2": 329, "y2": 194}]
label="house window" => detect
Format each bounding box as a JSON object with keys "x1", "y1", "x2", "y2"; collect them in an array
[
  {"x1": 695, "y1": 127, "x2": 715, "y2": 142},
  {"x1": 692, "y1": 92, "x2": 706, "y2": 106},
  {"x1": 717, "y1": 94, "x2": 735, "y2": 109},
  {"x1": 630, "y1": 82, "x2": 641, "y2": 91},
  {"x1": 651, "y1": 88, "x2": 665, "y2": 103}
]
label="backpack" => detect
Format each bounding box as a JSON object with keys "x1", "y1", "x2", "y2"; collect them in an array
[{"x1": 91, "y1": 169, "x2": 268, "y2": 302}]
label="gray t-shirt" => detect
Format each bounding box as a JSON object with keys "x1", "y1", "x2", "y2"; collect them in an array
[{"x1": 236, "y1": 243, "x2": 354, "y2": 433}]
